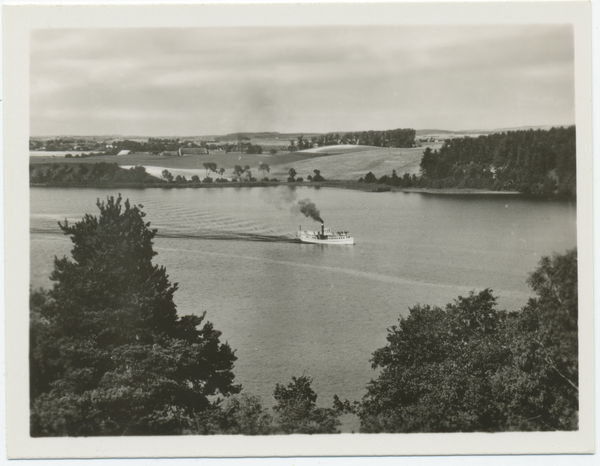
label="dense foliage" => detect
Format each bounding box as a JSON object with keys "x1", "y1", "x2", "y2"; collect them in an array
[
  {"x1": 328, "y1": 128, "x2": 415, "y2": 148},
  {"x1": 359, "y1": 249, "x2": 578, "y2": 432},
  {"x1": 198, "y1": 376, "x2": 341, "y2": 435},
  {"x1": 30, "y1": 195, "x2": 240, "y2": 436},
  {"x1": 315, "y1": 129, "x2": 415, "y2": 149},
  {"x1": 420, "y1": 127, "x2": 576, "y2": 196},
  {"x1": 359, "y1": 169, "x2": 418, "y2": 188},
  {"x1": 271, "y1": 376, "x2": 341, "y2": 434},
  {"x1": 29, "y1": 163, "x2": 160, "y2": 185},
  {"x1": 360, "y1": 127, "x2": 576, "y2": 197}
]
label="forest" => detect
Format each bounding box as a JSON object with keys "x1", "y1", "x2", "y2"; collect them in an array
[
  {"x1": 30, "y1": 195, "x2": 578, "y2": 435},
  {"x1": 301, "y1": 128, "x2": 416, "y2": 150},
  {"x1": 361, "y1": 127, "x2": 576, "y2": 198}
]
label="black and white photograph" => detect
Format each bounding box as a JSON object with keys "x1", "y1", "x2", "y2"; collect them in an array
[{"x1": 4, "y1": 1, "x2": 595, "y2": 460}]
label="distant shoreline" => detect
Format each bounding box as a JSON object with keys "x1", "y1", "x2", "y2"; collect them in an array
[
  {"x1": 29, "y1": 180, "x2": 526, "y2": 196},
  {"x1": 399, "y1": 188, "x2": 521, "y2": 195}
]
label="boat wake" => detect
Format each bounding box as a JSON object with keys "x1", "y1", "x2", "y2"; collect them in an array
[
  {"x1": 157, "y1": 231, "x2": 301, "y2": 243},
  {"x1": 30, "y1": 227, "x2": 301, "y2": 244}
]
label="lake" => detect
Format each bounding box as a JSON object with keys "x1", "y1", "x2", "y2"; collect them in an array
[{"x1": 30, "y1": 186, "x2": 577, "y2": 410}]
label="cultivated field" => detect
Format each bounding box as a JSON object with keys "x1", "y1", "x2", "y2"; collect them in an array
[{"x1": 29, "y1": 143, "x2": 440, "y2": 181}]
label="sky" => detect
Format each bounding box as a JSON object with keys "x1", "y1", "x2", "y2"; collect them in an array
[{"x1": 30, "y1": 25, "x2": 575, "y2": 137}]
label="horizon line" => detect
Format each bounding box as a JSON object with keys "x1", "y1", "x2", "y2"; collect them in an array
[{"x1": 29, "y1": 123, "x2": 575, "y2": 139}]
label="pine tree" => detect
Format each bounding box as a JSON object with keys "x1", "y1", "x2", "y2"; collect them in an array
[{"x1": 30, "y1": 195, "x2": 240, "y2": 436}]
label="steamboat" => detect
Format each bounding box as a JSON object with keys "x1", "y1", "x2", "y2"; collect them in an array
[{"x1": 297, "y1": 223, "x2": 355, "y2": 245}]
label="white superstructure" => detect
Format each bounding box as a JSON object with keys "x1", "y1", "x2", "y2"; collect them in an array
[{"x1": 296, "y1": 224, "x2": 355, "y2": 245}]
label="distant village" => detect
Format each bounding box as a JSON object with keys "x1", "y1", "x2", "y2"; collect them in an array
[{"x1": 29, "y1": 136, "x2": 273, "y2": 157}]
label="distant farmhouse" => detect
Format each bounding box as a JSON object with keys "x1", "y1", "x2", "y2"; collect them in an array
[
  {"x1": 179, "y1": 147, "x2": 209, "y2": 156},
  {"x1": 160, "y1": 151, "x2": 179, "y2": 157},
  {"x1": 117, "y1": 150, "x2": 132, "y2": 156}
]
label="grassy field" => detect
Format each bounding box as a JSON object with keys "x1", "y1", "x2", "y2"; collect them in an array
[{"x1": 267, "y1": 145, "x2": 439, "y2": 181}]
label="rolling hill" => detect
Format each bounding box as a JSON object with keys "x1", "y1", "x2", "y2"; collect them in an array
[{"x1": 268, "y1": 145, "x2": 431, "y2": 181}]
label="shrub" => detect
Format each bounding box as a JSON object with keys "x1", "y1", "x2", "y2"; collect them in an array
[
  {"x1": 272, "y1": 376, "x2": 341, "y2": 434},
  {"x1": 364, "y1": 172, "x2": 378, "y2": 183},
  {"x1": 312, "y1": 170, "x2": 325, "y2": 182}
]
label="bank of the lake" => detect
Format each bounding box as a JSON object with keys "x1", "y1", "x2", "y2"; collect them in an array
[
  {"x1": 30, "y1": 179, "x2": 525, "y2": 195},
  {"x1": 32, "y1": 160, "x2": 572, "y2": 198}
]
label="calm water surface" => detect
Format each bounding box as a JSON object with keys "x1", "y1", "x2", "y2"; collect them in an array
[{"x1": 30, "y1": 187, "x2": 576, "y2": 407}]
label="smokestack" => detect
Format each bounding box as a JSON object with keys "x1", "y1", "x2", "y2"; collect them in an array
[{"x1": 321, "y1": 223, "x2": 324, "y2": 236}]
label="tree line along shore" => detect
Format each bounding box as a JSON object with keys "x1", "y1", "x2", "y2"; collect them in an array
[{"x1": 29, "y1": 126, "x2": 577, "y2": 199}]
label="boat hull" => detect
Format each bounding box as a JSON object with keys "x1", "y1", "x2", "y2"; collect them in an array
[{"x1": 297, "y1": 234, "x2": 355, "y2": 245}]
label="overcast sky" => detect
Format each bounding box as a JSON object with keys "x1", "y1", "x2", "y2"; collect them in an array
[{"x1": 30, "y1": 25, "x2": 574, "y2": 136}]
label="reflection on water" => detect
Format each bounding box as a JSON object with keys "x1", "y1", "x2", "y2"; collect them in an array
[{"x1": 30, "y1": 187, "x2": 577, "y2": 407}]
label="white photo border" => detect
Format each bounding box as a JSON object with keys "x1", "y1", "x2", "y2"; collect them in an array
[{"x1": 4, "y1": 1, "x2": 594, "y2": 459}]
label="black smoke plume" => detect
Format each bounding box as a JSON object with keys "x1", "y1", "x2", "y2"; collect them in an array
[
  {"x1": 297, "y1": 199, "x2": 324, "y2": 223},
  {"x1": 260, "y1": 187, "x2": 325, "y2": 224}
]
